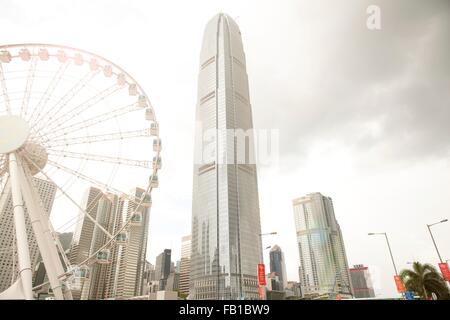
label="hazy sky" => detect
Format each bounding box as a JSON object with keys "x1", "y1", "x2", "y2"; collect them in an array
[{"x1": 1, "y1": 0, "x2": 449, "y2": 298}]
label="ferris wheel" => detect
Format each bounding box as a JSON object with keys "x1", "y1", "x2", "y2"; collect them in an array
[{"x1": 0, "y1": 44, "x2": 161, "y2": 300}]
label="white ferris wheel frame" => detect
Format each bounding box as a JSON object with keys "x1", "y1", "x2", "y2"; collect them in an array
[{"x1": 0, "y1": 43, "x2": 161, "y2": 300}]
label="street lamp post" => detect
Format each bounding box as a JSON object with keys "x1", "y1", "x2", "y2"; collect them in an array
[
  {"x1": 427, "y1": 219, "x2": 449, "y2": 285},
  {"x1": 368, "y1": 232, "x2": 399, "y2": 274},
  {"x1": 368, "y1": 232, "x2": 404, "y2": 297},
  {"x1": 426, "y1": 219, "x2": 448, "y2": 263}
]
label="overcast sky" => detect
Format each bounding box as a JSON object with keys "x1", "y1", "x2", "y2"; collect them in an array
[{"x1": 1, "y1": 0, "x2": 449, "y2": 298}]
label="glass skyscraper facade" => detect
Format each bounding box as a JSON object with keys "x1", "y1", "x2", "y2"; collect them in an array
[
  {"x1": 69, "y1": 187, "x2": 150, "y2": 300},
  {"x1": 269, "y1": 245, "x2": 288, "y2": 291},
  {"x1": 293, "y1": 193, "x2": 353, "y2": 298},
  {"x1": 190, "y1": 13, "x2": 263, "y2": 300}
]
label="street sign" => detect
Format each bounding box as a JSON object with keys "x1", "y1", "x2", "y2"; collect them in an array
[
  {"x1": 394, "y1": 275, "x2": 405, "y2": 293},
  {"x1": 258, "y1": 264, "x2": 266, "y2": 285},
  {"x1": 405, "y1": 291, "x2": 414, "y2": 300},
  {"x1": 438, "y1": 262, "x2": 450, "y2": 281}
]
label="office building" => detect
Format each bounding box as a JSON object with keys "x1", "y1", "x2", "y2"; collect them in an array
[
  {"x1": 349, "y1": 264, "x2": 375, "y2": 298},
  {"x1": 293, "y1": 193, "x2": 353, "y2": 298},
  {"x1": 179, "y1": 235, "x2": 191, "y2": 295},
  {"x1": 68, "y1": 186, "x2": 151, "y2": 299},
  {"x1": 190, "y1": 13, "x2": 263, "y2": 300},
  {"x1": 269, "y1": 245, "x2": 288, "y2": 290},
  {"x1": 0, "y1": 178, "x2": 56, "y2": 293},
  {"x1": 155, "y1": 249, "x2": 171, "y2": 291}
]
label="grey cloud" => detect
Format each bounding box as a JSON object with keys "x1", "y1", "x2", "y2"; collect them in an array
[{"x1": 249, "y1": 0, "x2": 449, "y2": 169}]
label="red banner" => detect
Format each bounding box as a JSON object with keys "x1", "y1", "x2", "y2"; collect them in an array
[
  {"x1": 258, "y1": 286, "x2": 264, "y2": 299},
  {"x1": 258, "y1": 264, "x2": 266, "y2": 285},
  {"x1": 394, "y1": 275, "x2": 405, "y2": 293},
  {"x1": 439, "y1": 263, "x2": 450, "y2": 281}
]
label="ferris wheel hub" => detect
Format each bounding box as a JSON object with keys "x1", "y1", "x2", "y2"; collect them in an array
[
  {"x1": 18, "y1": 142, "x2": 48, "y2": 176},
  {"x1": 0, "y1": 115, "x2": 30, "y2": 154}
]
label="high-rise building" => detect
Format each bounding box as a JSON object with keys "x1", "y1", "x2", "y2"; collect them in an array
[
  {"x1": 68, "y1": 186, "x2": 150, "y2": 300},
  {"x1": 293, "y1": 193, "x2": 353, "y2": 298},
  {"x1": 0, "y1": 177, "x2": 56, "y2": 293},
  {"x1": 143, "y1": 261, "x2": 155, "y2": 282},
  {"x1": 109, "y1": 187, "x2": 151, "y2": 299},
  {"x1": 349, "y1": 264, "x2": 375, "y2": 298},
  {"x1": 166, "y1": 271, "x2": 180, "y2": 292},
  {"x1": 68, "y1": 187, "x2": 107, "y2": 300},
  {"x1": 190, "y1": 13, "x2": 263, "y2": 300},
  {"x1": 269, "y1": 245, "x2": 288, "y2": 291},
  {"x1": 155, "y1": 249, "x2": 171, "y2": 291},
  {"x1": 179, "y1": 235, "x2": 191, "y2": 295}
]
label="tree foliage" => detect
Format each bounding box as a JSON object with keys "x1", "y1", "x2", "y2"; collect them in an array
[{"x1": 400, "y1": 261, "x2": 450, "y2": 300}]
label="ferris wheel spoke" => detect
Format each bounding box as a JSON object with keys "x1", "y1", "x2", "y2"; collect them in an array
[
  {"x1": 54, "y1": 184, "x2": 109, "y2": 235},
  {"x1": 47, "y1": 149, "x2": 151, "y2": 168},
  {"x1": 20, "y1": 56, "x2": 38, "y2": 119},
  {"x1": 0, "y1": 172, "x2": 9, "y2": 198},
  {"x1": 28, "y1": 61, "x2": 71, "y2": 127},
  {"x1": 39, "y1": 84, "x2": 122, "y2": 135},
  {"x1": 0, "y1": 63, "x2": 11, "y2": 115},
  {"x1": 21, "y1": 153, "x2": 114, "y2": 240},
  {"x1": 46, "y1": 159, "x2": 144, "y2": 207},
  {"x1": 45, "y1": 128, "x2": 152, "y2": 148},
  {"x1": 33, "y1": 69, "x2": 100, "y2": 133},
  {"x1": 42, "y1": 102, "x2": 140, "y2": 142}
]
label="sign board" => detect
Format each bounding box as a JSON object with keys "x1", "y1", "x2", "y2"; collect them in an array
[
  {"x1": 405, "y1": 291, "x2": 414, "y2": 300},
  {"x1": 394, "y1": 275, "x2": 405, "y2": 293},
  {"x1": 257, "y1": 264, "x2": 266, "y2": 286},
  {"x1": 438, "y1": 262, "x2": 450, "y2": 281}
]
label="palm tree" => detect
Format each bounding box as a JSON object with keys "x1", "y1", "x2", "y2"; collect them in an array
[{"x1": 400, "y1": 261, "x2": 450, "y2": 300}]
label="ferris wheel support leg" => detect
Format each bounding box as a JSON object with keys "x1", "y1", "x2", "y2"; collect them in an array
[
  {"x1": 16, "y1": 158, "x2": 69, "y2": 300},
  {"x1": 8, "y1": 153, "x2": 33, "y2": 300}
]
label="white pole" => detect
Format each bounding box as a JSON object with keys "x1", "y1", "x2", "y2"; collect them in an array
[
  {"x1": 8, "y1": 153, "x2": 33, "y2": 300},
  {"x1": 17, "y1": 158, "x2": 67, "y2": 300}
]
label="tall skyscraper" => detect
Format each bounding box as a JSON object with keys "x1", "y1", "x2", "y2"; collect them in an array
[
  {"x1": 269, "y1": 245, "x2": 288, "y2": 291},
  {"x1": 293, "y1": 193, "x2": 353, "y2": 298},
  {"x1": 179, "y1": 235, "x2": 191, "y2": 295},
  {"x1": 68, "y1": 186, "x2": 150, "y2": 300},
  {"x1": 0, "y1": 177, "x2": 56, "y2": 293},
  {"x1": 190, "y1": 13, "x2": 263, "y2": 300},
  {"x1": 155, "y1": 249, "x2": 171, "y2": 291},
  {"x1": 69, "y1": 187, "x2": 108, "y2": 300},
  {"x1": 349, "y1": 264, "x2": 375, "y2": 298},
  {"x1": 114, "y1": 187, "x2": 151, "y2": 299}
]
